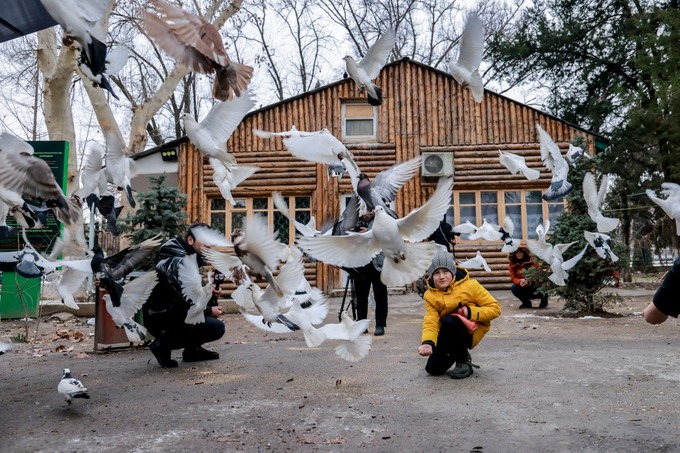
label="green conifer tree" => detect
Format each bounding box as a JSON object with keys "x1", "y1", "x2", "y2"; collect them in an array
[{"x1": 117, "y1": 175, "x2": 188, "y2": 244}]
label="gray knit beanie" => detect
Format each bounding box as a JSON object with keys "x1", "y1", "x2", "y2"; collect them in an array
[{"x1": 427, "y1": 250, "x2": 456, "y2": 277}]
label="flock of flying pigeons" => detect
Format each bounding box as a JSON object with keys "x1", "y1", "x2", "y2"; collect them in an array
[{"x1": 0, "y1": 2, "x2": 678, "y2": 405}]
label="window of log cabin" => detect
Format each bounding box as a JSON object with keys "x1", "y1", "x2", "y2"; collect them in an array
[
  {"x1": 454, "y1": 190, "x2": 564, "y2": 240},
  {"x1": 209, "y1": 195, "x2": 311, "y2": 244},
  {"x1": 342, "y1": 103, "x2": 377, "y2": 140}
]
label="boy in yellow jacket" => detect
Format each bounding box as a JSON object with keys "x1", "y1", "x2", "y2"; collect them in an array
[{"x1": 418, "y1": 250, "x2": 501, "y2": 379}]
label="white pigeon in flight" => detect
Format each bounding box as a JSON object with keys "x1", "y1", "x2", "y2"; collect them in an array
[
  {"x1": 458, "y1": 251, "x2": 492, "y2": 272},
  {"x1": 103, "y1": 270, "x2": 158, "y2": 342},
  {"x1": 526, "y1": 240, "x2": 586, "y2": 286},
  {"x1": 177, "y1": 255, "x2": 214, "y2": 325},
  {"x1": 646, "y1": 182, "x2": 680, "y2": 235},
  {"x1": 468, "y1": 218, "x2": 503, "y2": 241},
  {"x1": 102, "y1": 129, "x2": 137, "y2": 208},
  {"x1": 536, "y1": 124, "x2": 573, "y2": 201},
  {"x1": 280, "y1": 128, "x2": 359, "y2": 173},
  {"x1": 273, "y1": 192, "x2": 320, "y2": 237},
  {"x1": 449, "y1": 12, "x2": 485, "y2": 103},
  {"x1": 182, "y1": 91, "x2": 256, "y2": 165},
  {"x1": 58, "y1": 368, "x2": 90, "y2": 406},
  {"x1": 499, "y1": 216, "x2": 519, "y2": 253},
  {"x1": 498, "y1": 150, "x2": 540, "y2": 180},
  {"x1": 535, "y1": 219, "x2": 551, "y2": 243},
  {"x1": 566, "y1": 144, "x2": 590, "y2": 164},
  {"x1": 319, "y1": 310, "x2": 372, "y2": 362},
  {"x1": 297, "y1": 177, "x2": 453, "y2": 287},
  {"x1": 343, "y1": 28, "x2": 397, "y2": 106},
  {"x1": 209, "y1": 158, "x2": 258, "y2": 206},
  {"x1": 452, "y1": 220, "x2": 478, "y2": 236},
  {"x1": 40, "y1": 0, "x2": 109, "y2": 80},
  {"x1": 583, "y1": 172, "x2": 619, "y2": 233},
  {"x1": 584, "y1": 231, "x2": 619, "y2": 262}
]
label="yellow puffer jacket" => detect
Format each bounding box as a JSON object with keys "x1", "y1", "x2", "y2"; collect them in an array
[{"x1": 421, "y1": 267, "x2": 501, "y2": 349}]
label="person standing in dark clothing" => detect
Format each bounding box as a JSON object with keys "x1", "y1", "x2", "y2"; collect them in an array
[
  {"x1": 143, "y1": 222, "x2": 225, "y2": 368},
  {"x1": 642, "y1": 257, "x2": 680, "y2": 325},
  {"x1": 351, "y1": 212, "x2": 389, "y2": 336}
]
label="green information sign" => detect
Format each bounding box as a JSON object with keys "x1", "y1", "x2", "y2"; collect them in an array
[{"x1": 0, "y1": 141, "x2": 70, "y2": 319}]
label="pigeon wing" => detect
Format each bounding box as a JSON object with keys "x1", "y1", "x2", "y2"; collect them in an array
[
  {"x1": 358, "y1": 28, "x2": 397, "y2": 80},
  {"x1": 199, "y1": 92, "x2": 256, "y2": 146},
  {"x1": 201, "y1": 248, "x2": 241, "y2": 281},
  {"x1": 296, "y1": 231, "x2": 379, "y2": 268},
  {"x1": 456, "y1": 12, "x2": 485, "y2": 73},
  {"x1": 372, "y1": 157, "x2": 422, "y2": 203},
  {"x1": 283, "y1": 131, "x2": 347, "y2": 166},
  {"x1": 397, "y1": 177, "x2": 454, "y2": 242},
  {"x1": 243, "y1": 214, "x2": 289, "y2": 271},
  {"x1": 116, "y1": 270, "x2": 158, "y2": 319},
  {"x1": 0, "y1": 132, "x2": 34, "y2": 155}
]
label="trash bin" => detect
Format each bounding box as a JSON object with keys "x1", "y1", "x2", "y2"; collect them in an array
[
  {"x1": 94, "y1": 286, "x2": 145, "y2": 352},
  {"x1": 0, "y1": 271, "x2": 41, "y2": 319}
]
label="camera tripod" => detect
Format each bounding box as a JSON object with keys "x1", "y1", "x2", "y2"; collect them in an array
[{"x1": 338, "y1": 273, "x2": 357, "y2": 321}]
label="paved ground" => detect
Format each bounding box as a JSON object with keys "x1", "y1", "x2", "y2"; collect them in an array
[{"x1": 2, "y1": 287, "x2": 679, "y2": 452}]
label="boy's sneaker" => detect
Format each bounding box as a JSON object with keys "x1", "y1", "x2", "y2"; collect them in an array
[{"x1": 448, "y1": 351, "x2": 478, "y2": 379}]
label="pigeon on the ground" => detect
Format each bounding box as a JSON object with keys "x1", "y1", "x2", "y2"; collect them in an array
[
  {"x1": 343, "y1": 28, "x2": 396, "y2": 105},
  {"x1": 536, "y1": 124, "x2": 573, "y2": 201},
  {"x1": 458, "y1": 251, "x2": 492, "y2": 272},
  {"x1": 468, "y1": 218, "x2": 503, "y2": 241},
  {"x1": 177, "y1": 255, "x2": 214, "y2": 325},
  {"x1": 449, "y1": 12, "x2": 485, "y2": 103},
  {"x1": 210, "y1": 158, "x2": 259, "y2": 206},
  {"x1": 646, "y1": 182, "x2": 680, "y2": 235},
  {"x1": 498, "y1": 150, "x2": 540, "y2": 180},
  {"x1": 346, "y1": 157, "x2": 421, "y2": 217},
  {"x1": 319, "y1": 310, "x2": 372, "y2": 362},
  {"x1": 103, "y1": 270, "x2": 158, "y2": 342},
  {"x1": 144, "y1": 0, "x2": 254, "y2": 101},
  {"x1": 182, "y1": 91, "x2": 255, "y2": 165},
  {"x1": 584, "y1": 231, "x2": 619, "y2": 262},
  {"x1": 297, "y1": 177, "x2": 453, "y2": 286},
  {"x1": 40, "y1": 0, "x2": 109, "y2": 78},
  {"x1": 91, "y1": 235, "x2": 163, "y2": 307},
  {"x1": 58, "y1": 368, "x2": 90, "y2": 406},
  {"x1": 583, "y1": 172, "x2": 619, "y2": 233}
]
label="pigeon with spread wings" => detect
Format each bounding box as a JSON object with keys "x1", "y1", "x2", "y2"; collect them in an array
[
  {"x1": 449, "y1": 12, "x2": 485, "y2": 103},
  {"x1": 297, "y1": 177, "x2": 453, "y2": 287},
  {"x1": 646, "y1": 182, "x2": 680, "y2": 235},
  {"x1": 583, "y1": 172, "x2": 619, "y2": 233},
  {"x1": 103, "y1": 270, "x2": 158, "y2": 342},
  {"x1": 143, "y1": 0, "x2": 253, "y2": 101},
  {"x1": 343, "y1": 28, "x2": 396, "y2": 106},
  {"x1": 536, "y1": 124, "x2": 573, "y2": 201},
  {"x1": 498, "y1": 150, "x2": 540, "y2": 180}
]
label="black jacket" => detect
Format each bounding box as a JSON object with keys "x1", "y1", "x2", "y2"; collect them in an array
[
  {"x1": 653, "y1": 257, "x2": 680, "y2": 318},
  {"x1": 143, "y1": 236, "x2": 214, "y2": 329}
]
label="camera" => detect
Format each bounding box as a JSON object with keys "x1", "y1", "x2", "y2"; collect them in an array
[{"x1": 213, "y1": 271, "x2": 226, "y2": 285}]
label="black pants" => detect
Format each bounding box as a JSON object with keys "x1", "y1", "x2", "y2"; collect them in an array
[
  {"x1": 354, "y1": 263, "x2": 388, "y2": 327},
  {"x1": 511, "y1": 284, "x2": 545, "y2": 306},
  {"x1": 425, "y1": 316, "x2": 472, "y2": 375},
  {"x1": 145, "y1": 314, "x2": 225, "y2": 351}
]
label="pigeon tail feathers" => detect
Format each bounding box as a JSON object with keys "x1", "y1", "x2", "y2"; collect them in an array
[
  {"x1": 367, "y1": 85, "x2": 383, "y2": 106},
  {"x1": 543, "y1": 180, "x2": 573, "y2": 201}
]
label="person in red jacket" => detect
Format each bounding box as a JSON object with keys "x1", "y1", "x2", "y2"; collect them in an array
[{"x1": 508, "y1": 246, "x2": 548, "y2": 309}]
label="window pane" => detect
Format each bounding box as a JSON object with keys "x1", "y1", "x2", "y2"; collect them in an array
[
  {"x1": 525, "y1": 191, "x2": 543, "y2": 204},
  {"x1": 481, "y1": 205, "x2": 498, "y2": 225},
  {"x1": 210, "y1": 213, "x2": 225, "y2": 233},
  {"x1": 459, "y1": 192, "x2": 476, "y2": 205},
  {"x1": 548, "y1": 203, "x2": 565, "y2": 227},
  {"x1": 295, "y1": 211, "x2": 311, "y2": 225},
  {"x1": 211, "y1": 198, "x2": 226, "y2": 211},
  {"x1": 506, "y1": 205, "x2": 522, "y2": 239},
  {"x1": 480, "y1": 192, "x2": 497, "y2": 204},
  {"x1": 295, "y1": 196, "x2": 310, "y2": 210},
  {"x1": 459, "y1": 205, "x2": 476, "y2": 240},
  {"x1": 346, "y1": 119, "x2": 374, "y2": 136},
  {"x1": 526, "y1": 204, "x2": 543, "y2": 240},
  {"x1": 273, "y1": 211, "x2": 290, "y2": 244},
  {"x1": 231, "y1": 212, "x2": 245, "y2": 230},
  {"x1": 233, "y1": 199, "x2": 246, "y2": 209},
  {"x1": 505, "y1": 191, "x2": 521, "y2": 204},
  {"x1": 345, "y1": 104, "x2": 374, "y2": 117},
  {"x1": 253, "y1": 198, "x2": 268, "y2": 210}
]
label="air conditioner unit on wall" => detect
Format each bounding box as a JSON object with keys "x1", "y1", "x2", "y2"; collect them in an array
[{"x1": 421, "y1": 152, "x2": 454, "y2": 177}]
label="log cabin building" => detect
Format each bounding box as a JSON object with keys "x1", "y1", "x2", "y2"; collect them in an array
[{"x1": 133, "y1": 57, "x2": 606, "y2": 294}]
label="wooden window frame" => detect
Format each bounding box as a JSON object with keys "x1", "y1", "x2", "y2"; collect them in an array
[
  {"x1": 208, "y1": 195, "x2": 312, "y2": 244},
  {"x1": 341, "y1": 102, "x2": 378, "y2": 141},
  {"x1": 452, "y1": 190, "x2": 565, "y2": 241}
]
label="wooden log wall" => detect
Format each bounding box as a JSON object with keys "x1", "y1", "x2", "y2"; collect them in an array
[{"x1": 176, "y1": 58, "x2": 599, "y2": 293}]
